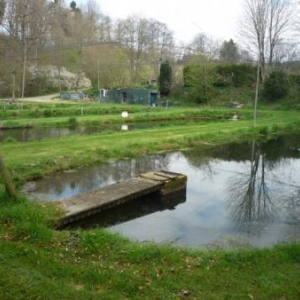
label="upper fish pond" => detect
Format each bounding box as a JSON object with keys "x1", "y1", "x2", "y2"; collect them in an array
[
  {"x1": 0, "y1": 120, "x2": 206, "y2": 142},
  {"x1": 23, "y1": 133, "x2": 300, "y2": 249}
]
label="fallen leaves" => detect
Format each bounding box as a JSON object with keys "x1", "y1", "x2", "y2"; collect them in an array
[{"x1": 0, "y1": 233, "x2": 12, "y2": 241}]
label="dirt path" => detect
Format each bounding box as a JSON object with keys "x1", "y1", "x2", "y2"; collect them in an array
[{"x1": 21, "y1": 94, "x2": 60, "y2": 102}]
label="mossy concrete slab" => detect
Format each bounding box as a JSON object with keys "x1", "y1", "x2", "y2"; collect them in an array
[{"x1": 57, "y1": 170, "x2": 187, "y2": 227}]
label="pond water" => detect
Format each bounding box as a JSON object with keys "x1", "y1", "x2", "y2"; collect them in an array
[
  {"x1": 0, "y1": 125, "x2": 131, "y2": 142},
  {"x1": 23, "y1": 134, "x2": 300, "y2": 248},
  {"x1": 0, "y1": 120, "x2": 201, "y2": 142}
]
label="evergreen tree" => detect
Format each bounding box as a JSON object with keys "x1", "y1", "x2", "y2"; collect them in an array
[
  {"x1": 70, "y1": 1, "x2": 77, "y2": 10},
  {"x1": 158, "y1": 61, "x2": 172, "y2": 96},
  {"x1": 219, "y1": 39, "x2": 240, "y2": 63}
]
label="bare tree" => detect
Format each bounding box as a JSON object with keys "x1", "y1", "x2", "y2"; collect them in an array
[
  {"x1": 240, "y1": 0, "x2": 292, "y2": 80},
  {"x1": 82, "y1": 44, "x2": 130, "y2": 88},
  {"x1": 47, "y1": 0, "x2": 69, "y2": 92},
  {"x1": 2, "y1": 0, "x2": 49, "y2": 98},
  {"x1": 81, "y1": 0, "x2": 112, "y2": 43},
  {"x1": 147, "y1": 19, "x2": 174, "y2": 80},
  {"x1": 187, "y1": 32, "x2": 220, "y2": 61},
  {"x1": 115, "y1": 16, "x2": 147, "y2": 84},
  {"x1": 115, "y1": 15, "x2": 174, "y2": 85}
]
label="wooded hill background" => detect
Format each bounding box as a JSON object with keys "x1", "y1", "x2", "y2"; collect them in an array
[{"x1": 1, "y1": 0, "x2": 300, "y2": 103}]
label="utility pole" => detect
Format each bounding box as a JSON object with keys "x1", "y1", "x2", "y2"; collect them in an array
[
  {"x1": 12, "y1": 71, "x2": 16, "y2": 99},
  {"x1": 21, "y1": 39, "x2": 27, "y2": 101},
  {"x1": 97, "y1": 58, "x2": 100, "y2": 90},
  {"x1": 253, "y1": 53, "x2": 260, "y2": 127}
]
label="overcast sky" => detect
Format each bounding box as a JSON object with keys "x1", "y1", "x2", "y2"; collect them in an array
[{"x1": 76, "y1": 0, "x2": 244, "y2": 44}]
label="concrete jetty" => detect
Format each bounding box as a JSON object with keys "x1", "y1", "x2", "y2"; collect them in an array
[{"x1": 57, "y1": 170, "x2": 187, "y2": 227}]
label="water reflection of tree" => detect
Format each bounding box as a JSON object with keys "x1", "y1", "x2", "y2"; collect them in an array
[
  {"x1": 112, "y1": 153, "x2": 170, "y2": 181},
  {"x1": 281, "y1": 183, "x2": 300, "y2": 225},
  {"x1": 182, "y1": 151, "x2": 216, "y2": 180},
  {"x1": 227, "y1": 141, "x2": 277, "y2": 225}
]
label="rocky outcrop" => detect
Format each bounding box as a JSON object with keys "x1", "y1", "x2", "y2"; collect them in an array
[{"x1": 27, "y1": 65, "x2": 92, "y2": 90}]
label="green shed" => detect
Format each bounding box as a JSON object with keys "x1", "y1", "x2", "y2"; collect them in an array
[{"x1": 107, "y1": 88, "x2": 159, "y2": 106}]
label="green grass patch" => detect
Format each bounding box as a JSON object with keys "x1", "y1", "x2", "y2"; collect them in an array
[{"x1": 0, "y1": 199, "x2": 299, "y2": 299}]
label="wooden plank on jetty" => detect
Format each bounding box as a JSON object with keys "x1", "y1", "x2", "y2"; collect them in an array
[{"x1": 57, "y1": 170, "x2": 187, "y2": 227}]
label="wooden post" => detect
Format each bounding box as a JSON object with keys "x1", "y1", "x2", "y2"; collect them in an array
[{"x1": 0, "y1": 152, "x2": 16, "y2": 199}]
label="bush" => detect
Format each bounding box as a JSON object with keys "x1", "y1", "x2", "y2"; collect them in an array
[
  {"x1": 183, "y1": 64, "x2": 217, "y2": 103},
  {"x1": 83, "y1": 87, "x2": 99, "y2": 98},
  {"x1": 263, "y1": 71, "x2": 289, "y2": 101},
  {"x1": 43, "y1": 109, "x2": 52, "y2": 117},
  {"x1": 215, "y1": 64, "x2": 256, "y2": 88},
  {"x1": 68, "y1": 117, "x2": 78, "y2": 128},
  {"x1": 3, "y1": 137, "x2": 17, "y2": 143}
]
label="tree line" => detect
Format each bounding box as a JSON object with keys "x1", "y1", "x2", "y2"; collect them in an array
[
  {"x1": 0, "y1": 0, "x2": 299, "y2": 100},
  {"x1": 0, "y1": 0, "x2": 176, "y2": 97}
]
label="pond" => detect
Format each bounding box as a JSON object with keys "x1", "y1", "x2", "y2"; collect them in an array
[
  {"x1": 0, "y1": 120, "x2": 203, "y2": 142},
  {"x1": 0, "y1": 125, "x2": 132, "y2": 142},
  {"x1": 23, "y1": 133, "x2": 300, "y2": 248}
]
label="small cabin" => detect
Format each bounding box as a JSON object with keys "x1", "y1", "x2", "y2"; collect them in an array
[
  {"x1": 107, "y1": 88, "x2": 159, "y2": 106},
  {"x1": 60, "y1": 91, "x2": 85, "y2": 100}
]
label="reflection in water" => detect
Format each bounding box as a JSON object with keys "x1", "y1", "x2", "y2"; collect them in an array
[
  {"x1": 65, "y1": 191, "x2": 186, "y2": 229},
  {"x1": 227, "y1": 141, "x2": 277, "y2": 227},
  {"x1": 0, "y1": 120, "x2": 203, "y2": 143},
  {"x1": 0, "y1": 126, "x2": 121, "y2": 142},
  {"x1": 23, "y1": 154, "x2": 172, "y2": 201},
  {"x1": 284, "y1": 190, "x2": 300, "y2": 225},
  {"x1": 25, "y1": 134, "x2": 300, "y2": 248}
]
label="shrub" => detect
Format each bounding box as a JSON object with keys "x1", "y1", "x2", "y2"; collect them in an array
[
  {"x1": 43, "y1": 109, "x2": 52, "y2": 117},
  {"x1": 68, "y1": 117, "x2": 78, "y2": 128},
  {"x1": 258, "y1": 126, "x2": 269, "y2": 135},
  {"x1": 215, "y1": 64, "x2": 256, "y2": 87},
  {"x1": 183, "y1": 64, "x2": 217, "y2": 103},
  {"x1": 3, "y1": 137, "x2": 17, "y2": 143},
  {"x1": 263, "y1": 71, "x2": 289, "y2": 101},
  {"x1": 83, "y1": 87, "x2": 99, "y2": 98}
]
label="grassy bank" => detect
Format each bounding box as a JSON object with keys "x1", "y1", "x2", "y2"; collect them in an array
[
  {"x1": 0, "y1": 198, "x2": 299, "y2": 300},
  {"x1": 0, "y1": 106, "x2": 258, "y2": 129},
  {"x1": 1, "y1": 103, "x2": 300, "y2": 299}
]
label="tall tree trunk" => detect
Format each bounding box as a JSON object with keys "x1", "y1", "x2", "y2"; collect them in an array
[
  {"x1": 0, "y1": 152, "x2": 16, "y2": 199},
  {"x1": 21, "y1": 39, "x2": 27, "y2": 100}
]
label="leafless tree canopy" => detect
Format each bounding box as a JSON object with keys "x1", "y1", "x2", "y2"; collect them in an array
[
  {"x1": 0, "y1": 0, "x2": 177, "y2": 96},
  {"x1": 240, "y1": 0, "x2": 292, "y2": 79}
]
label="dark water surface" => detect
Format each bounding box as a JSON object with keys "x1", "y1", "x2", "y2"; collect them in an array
[
  {"x1": 23, "y1": 134, "x2": 300, "y2": 248},
  {"x1": 0, "y1": 125, "x2": 132, "y2": 142},
  {"x1": 0, "y1": 120, "x2": 202, "y2": 142}
]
